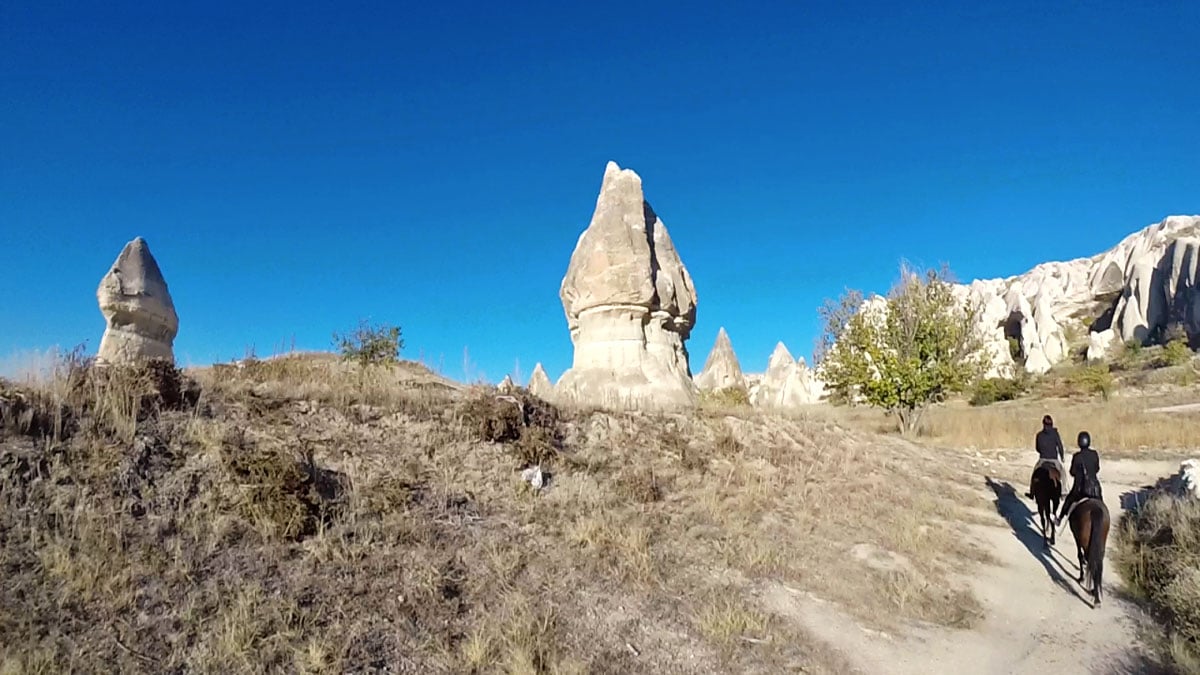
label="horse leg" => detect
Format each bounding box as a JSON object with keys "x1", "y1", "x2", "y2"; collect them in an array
[
  {"x1": 1048, "y1": 511, "x2": 1055, "y2": 545},
  {"x1": 1036, "y1": 498, "x2": 1047, "y2": 547},
  {"x1": 1050, "y1": 495, "x2": 1059, "y2": 545},
  {"x1": 1076, "y1": 544, "x2": 1086, "y2": 585}
]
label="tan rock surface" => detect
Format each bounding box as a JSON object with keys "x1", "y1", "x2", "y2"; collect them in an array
[
  {"x1": 96, "y1": 237, "x2": 178, "y2": 365},
  {"x1": 555, "y1": 162, "x2": 699, "y2": 410}
]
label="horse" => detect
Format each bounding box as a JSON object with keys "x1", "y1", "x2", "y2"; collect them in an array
[
  {"x1": 1067, "y1": 497, "x2": 1111, "y2": 608},
  {"x1": 1030, "y1": 463, "x2": 1061, "y2": 547}
]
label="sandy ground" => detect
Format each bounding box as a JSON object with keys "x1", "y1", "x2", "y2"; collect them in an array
[{"x1": 763, "y1": 456, "x2": 1183, "y2": 675}]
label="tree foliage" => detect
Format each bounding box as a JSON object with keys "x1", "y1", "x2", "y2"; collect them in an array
[
  {"x1": 816, "y1": 264, "x2": 990, "y2": 435},
  {"x1": 334, "y1": 319, "x2": 404, "y2": 368}
]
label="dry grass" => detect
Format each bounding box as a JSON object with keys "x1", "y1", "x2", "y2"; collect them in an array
[
  {"x1": 1115, "y1": 474, "x2": 1200, "y2": 674},
  {"x1": 821, "y1": 385, "x2": 1200, "y2": 457},
  {"x1": 1, "y1": 352, "x2": 993, "y2": 673}
]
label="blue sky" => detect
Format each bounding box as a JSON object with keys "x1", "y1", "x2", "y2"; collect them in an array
[{"x1": 2, "y1": 1, "x2": 1198, "y2": 383}]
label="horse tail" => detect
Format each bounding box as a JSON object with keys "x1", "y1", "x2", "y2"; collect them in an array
[{"x1": 1087, "y1": 501, "x2": 1109, "y2": 592}]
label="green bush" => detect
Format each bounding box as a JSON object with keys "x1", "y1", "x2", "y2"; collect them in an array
[
  {"x1": 1065, "y1": 363, "x2": 1115, "y2": 400},
  {"x1": 1157, "y1": 337, "x2": 1194, "y2": 368},
  {"x1": 333, "y1": 319, "x2": 403, "y2": 367},
  {"x1": 1007, "y1": 337, "x2": 1023, "y2": 362},
  {"x1": 969, "y1": 377, "x2": 1027, "y2": 406},
  {"x1": 1115, "y1": 487, "x2": 1200, "y2": 672}
]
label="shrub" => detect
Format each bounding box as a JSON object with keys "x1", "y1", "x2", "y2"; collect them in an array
[
  {"x1": 1115, "y1": 487, "x2": 1200, "y2": 671},
  {"x1": 698, "y1": 387, "x2": 751, "y2": 408},
  {"x1": 969, "y1": 377, "x2": 1027, "y2": 407},
  {"x1": 1157, "y1": 337, "x2": 1194, "y2": 368},
  {"x1": 1065, "y1": 363, "x2": 1115, "y2": 400},
  {"x1": 816, "y1": 263, "x2": 990, "y2": 435},
  {"x1": 1007, "y1": 336, "x2": 1023, "y2": 363},
  {"x1": 334, "y1": 319, "x2": 403, "y2": 367},
  {"x1": 457, "y1": 388, "x2": 563, "y2": 468},
  {"x1": 1125, "y1": 339, "x2": 1144, "y2": 357},
  {"x1": 218, "y1": 428, "x2": 347, "y2": 541}
]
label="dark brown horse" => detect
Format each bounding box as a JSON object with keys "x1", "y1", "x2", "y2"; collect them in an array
[
  {"x1": 1031, "y1": 463, "x2": 1061, "y2": 547},
  {"x1": 1068, "y1": 497, "x2": 1110, "y2": 608}
]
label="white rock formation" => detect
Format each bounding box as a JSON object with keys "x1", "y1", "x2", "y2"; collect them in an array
[
  {"x1": 498, "y1": 375, "x2": 516, "y2": 393},
  {"x1": 96, "y1": 237, "x2": 178, "y2": 365},
  {"x1": 749, "y1": 342, "x2": 824, "y2": 408},
  {"x1": 1158, "y1": 459, "x2": 1200, "y2": 500},
  {"x1": 694, "y1": 327, "x2": 747, "y2": 393},
  {"x1": 1087, "y1": 329, "x2": 1117, "y2": 362},
  {"x1": 528, "y1": 363, "x2": 555, "y2": 400},
  {"x1": 555, "y1": 162, "x2": 699, "y2": 410},
  {"x1": 1181, "y1": 459, "x2": 1200, "y2": 499},
  {"x1": 941, "y1": 215, "x2": 1200, "y2": 375}
]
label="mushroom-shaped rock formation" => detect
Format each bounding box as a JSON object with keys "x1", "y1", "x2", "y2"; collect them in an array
[{"x1": 555, "y1": 161, "x2": 699, "y2": 410}]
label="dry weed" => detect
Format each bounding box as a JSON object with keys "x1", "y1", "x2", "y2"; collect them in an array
[{"x1": 918, "y1": 393, "x2": 1200, "y2": 454}]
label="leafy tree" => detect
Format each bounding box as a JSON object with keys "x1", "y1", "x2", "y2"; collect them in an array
[
  {"x1": 816, "y1": 264, "x2": 990, "y2": 435},
  {"x1": 333, "y1": 319, "x2": 403, "y2": 368}
]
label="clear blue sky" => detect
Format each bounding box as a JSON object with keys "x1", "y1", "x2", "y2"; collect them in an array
[{"x1": 3, "y1": 1, "x2": 1198, "y2": 383}]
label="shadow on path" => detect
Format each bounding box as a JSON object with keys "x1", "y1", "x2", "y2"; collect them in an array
[
  {"x1": 1101, "y1": 648, "x2": 1172, "y2": 675},
  {"x1": 984, "y1": 476, "x2": 1092, "y2": 605}
]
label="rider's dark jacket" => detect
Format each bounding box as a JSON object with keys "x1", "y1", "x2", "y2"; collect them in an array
[
  {"x1": 1068, "y1": 448, "x2": 1102, "y2": 498},
  {"x1": 1035, "y1": 427, "x2": 1065, "y2": 461}
]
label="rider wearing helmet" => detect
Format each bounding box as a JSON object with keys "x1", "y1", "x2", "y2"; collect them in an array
[
  {"x1": 1026, "y1": 414, "x2": 1065, "y2": 500},
  {"x1": 1057, "y1": 430, "x2": 1102, "y2": 525}
]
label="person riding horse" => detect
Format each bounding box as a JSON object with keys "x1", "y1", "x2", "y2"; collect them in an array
[
  {"x1": 1057, "y1": 430, "x2": 1103, "y2": 526},
  {"x1": 1026, "y1": 415, "x2": 1066, "y2": 500}
]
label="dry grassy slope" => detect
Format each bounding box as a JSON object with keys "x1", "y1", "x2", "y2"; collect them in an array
[{"x1": 0, "y1": 355, "x2": 999, "y2": 674}]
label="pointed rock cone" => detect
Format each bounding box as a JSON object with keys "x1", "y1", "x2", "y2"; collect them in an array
[
  {"x1": 528, "y1": 363, "x2": 555, "y2": 400},
  {"x1": 695, "y1": 327, "x2": 747, "y2": 393},
  {"x1": 96, "y1": 237, "x2": 179, "y2": 365}
]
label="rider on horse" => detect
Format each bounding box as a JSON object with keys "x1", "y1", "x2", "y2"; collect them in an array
[
  {"x1": 1026, "y1": 414, "x2": 1066, "y2": 499},
  {"x1": 1057, "y1": 430, "x2": 1103, "y2": 526}
]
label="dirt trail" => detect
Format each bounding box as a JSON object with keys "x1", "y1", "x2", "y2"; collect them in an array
[{"x1": 764, "y1": 457, "x2": 1181, "y2": 675}]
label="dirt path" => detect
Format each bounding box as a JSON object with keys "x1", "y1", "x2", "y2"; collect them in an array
[{"x1": 764, "y1": 457, "x2": 1181, "y2": 675}]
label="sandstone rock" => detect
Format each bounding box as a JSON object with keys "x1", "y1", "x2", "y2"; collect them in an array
[
  {"x1": 555, "y1": 162, "x2": 699, "y2": 410},
  {"x1": 1182, "y1": 459, "x2": 1200, "y2": 499},
  {"x1": 749, "y1": 342, "x2": 823, "y2": 408},
  {"x1": 527, "y1": 363, "x2": 555, "y2": 400},
  {"x1": 498, "y1": 375, "x2": 517, "y2": 393},
  {"x1": 96, "y1": 237, "x2": 178, "y2": 365},
  {"x1": 1158, "y1": 459, "x2": 1200, "y2": 500},
  {"x1": 694, "y1": 327, "x2": 747, "y2": 393},
  {"x1": 1087, "y1": 329, "x2": 1116, "y2": 362},
  {"x1": 921, "y1": 215, "x2": 1200, "y2": 375}
]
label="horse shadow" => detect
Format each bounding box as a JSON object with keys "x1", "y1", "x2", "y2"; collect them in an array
[
  {"x1": 1120, "y1": 484, "x2": 1158, "y2": 513},
  {"x1": 984, "y1": 476, "x2": 1093, "y2": 605}
]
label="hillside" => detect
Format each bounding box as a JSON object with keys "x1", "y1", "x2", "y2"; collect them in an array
[{"x1": 2, "y1": 354, "x2": 994, "y2": 674}]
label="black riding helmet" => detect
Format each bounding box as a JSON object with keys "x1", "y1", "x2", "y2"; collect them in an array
[{"x1": 1077, "y1": 431, "x2": 1091, "y2": 449}]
